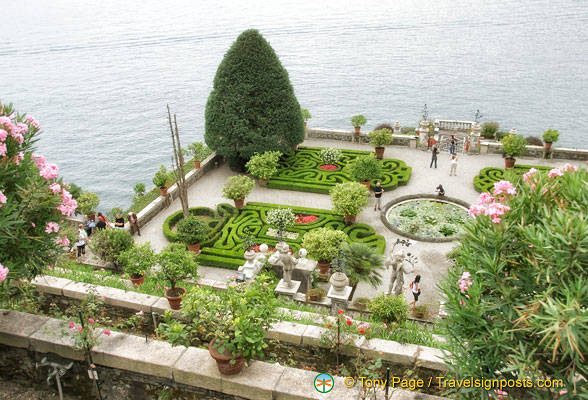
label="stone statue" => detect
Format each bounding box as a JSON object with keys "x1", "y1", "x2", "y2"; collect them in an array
[
  {"x1": 385, "y1": 250, "x2": 412, "y2": 296},
  {"x1": 276, "y1": 242, "x2": 298, "y2": 288}
]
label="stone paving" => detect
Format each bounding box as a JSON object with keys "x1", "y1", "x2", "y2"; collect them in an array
[{"x1": 135, "y1": 138, "x2": 580, "y2": 307}]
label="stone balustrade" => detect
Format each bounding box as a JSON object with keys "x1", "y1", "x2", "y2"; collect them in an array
[{"x1": 435, "y1": 119, "x2": 474, "y2": 131}]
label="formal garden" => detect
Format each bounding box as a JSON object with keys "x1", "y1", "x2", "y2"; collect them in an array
[{"x1": 1, "y1": 28, "x2": 586, "y2": 400}]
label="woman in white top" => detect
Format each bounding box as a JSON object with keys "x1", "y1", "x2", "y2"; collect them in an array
[
  {"x1": 409, "y1": 275, "x2": 421, "y2": 306},
  {"x1": 449, "y1": 154, "x2": 458, "y2": 176},
  {"x1": 76, "y1": 224, "x2": 89, "y2": 258}
]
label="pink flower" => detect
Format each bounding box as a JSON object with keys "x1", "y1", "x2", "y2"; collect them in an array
[
  {"x1": 32, "y1": 154, "x2": 45, "y2": 169},
  {"x1": 25, "y1": 115, "x2": 40, "y2": 129},
  {"x1": 0, "y1": 264, "x2": 9, "y2": 282},
  {"x1": 548, "y1": 168, "x2": 563, "y2": 178},
  {"x1": 31, "y1": 222, "x2": 35, "y2": 227},
  {"x1": 561, "y1": 163, "x2": 577, "y2": 172},
  {"x1": 0, "y1": 129, "x2": 7, "y2": 141},
  {"x1": 14, "y1": 122, "x2": 28, "y2": 134},
  {"x1": 493, "y1": 180, "x2": 516, "y2": 196},
  {"x1": 40, "y1": 163, "x2": 59, "y2": 180},
  {"x1": 104, "y1": 329, "x2": 111, "y2": 336},
  {"x1": 47, "y1": 264, "x2": 53, "y2": 269},
  {"x1": 45, "y1": 222, "x2": 60, "y2": 234},
  {"x1": 459, "y1": 299, "x2": 465, "y2": 306},
  {"x1": 460, "y1": 271, "x2": 471, "y2": 280},
  {"x1": 0, "y1": 143, "x2": 6, "y2": 157},
  {"x1": 0, "y1": 116, "x2": 13, "y2": 132},
  {"x1": 77, "y1": 327, "x2": 83, "y2": 332},
  {"x1": 494, "y1": 389, "x2": 508, "y2": 399},
  {"x1": 69, "y1": 321, "x2": 75, "y2": 329},
  {"x1": 522, "y1": 168, "x2": 538, "y2": 183},
  {"x1": 49, "y1": 183, "x2": 61, "y2": 194},
  {"x1": 88, "y1": 318, "x2": 95, "y2": 324},
  {"x1": 477, "y1": 192, "x2": 494, "y2": 205},
  {"x1": 0, "y1": 190, "x2": 6, "y2": 207}
]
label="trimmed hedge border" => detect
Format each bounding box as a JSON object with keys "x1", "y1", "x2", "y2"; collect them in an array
[
  {"x1": 473, "y1": 164, "x2": 552, "y2": 193},
  {"x1": 195, "y1": 201, "x2": 386, "y2": 270},
  {"x1": 267, "y1": 146, "x2": 411, "y2": 194},
  {"x1": 162, "y1": 206, "x2": 220, "y2": 242},
  {"x1": 380, "y1": 194, "x2": 471, "y2": 243}
]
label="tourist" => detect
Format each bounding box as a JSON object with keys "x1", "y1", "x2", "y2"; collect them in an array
[
  {"x1": 435, "y1": 184, "x2": 445, "y2": 196},
  {"x1": 430, "y1": 146, "x2": 439, "y2": 168},
  {"x1": 75, "y1": 224, "x2": 89, "y2": 258},
  {"x1": 83, "y1": 215, "x2": 95, "y2": 236},
  {"x1": 114, "y1": 213, "x2": 125, "y2": 229},
  {"x1": 449, "y1": 154, "x2": 458, "y2": 176},
  {"x1": 409, "y1": 275, "x2": 421, "y2": 306},
  {"x1": 449, "y1": 135, "x2": 457, "y2": 155},
  {"x1": 96, "y1": 212, "x2": 108, "y2": 230},
  {"x1": 128, "y1": 212, "x2": 141, "y2": 236},
  {"x1": 373, "y1": 182, "x2": 384, "y2": 211}
]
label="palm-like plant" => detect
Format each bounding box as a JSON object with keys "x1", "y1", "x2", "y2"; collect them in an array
[{"x1": 341, "y1": 242, "x2": 385, "y2": 300}]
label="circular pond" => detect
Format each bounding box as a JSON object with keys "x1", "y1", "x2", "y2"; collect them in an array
[{"x1": 382, "y1": 195, "x2": 471, "y2": 243}]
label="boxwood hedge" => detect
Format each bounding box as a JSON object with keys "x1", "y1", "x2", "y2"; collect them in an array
[{"x1": 474, "y1": 164, "x2": 552, "y2": 193}]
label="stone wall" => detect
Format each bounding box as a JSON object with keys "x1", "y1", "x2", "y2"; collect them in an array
[
  {"x1": 481, "y1": 142, "x2": 588, "y2": 161},
  {"x1": 306, "y1": 128, "x2": 417, "y2": 148}
]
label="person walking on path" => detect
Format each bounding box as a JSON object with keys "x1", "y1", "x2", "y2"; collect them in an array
[
  {"x1": 373, "y1": 182, "x2": 384, "y2": 211},
  {"x1": 409, "y1": 275, "x2": 421, "y2": 306},
  {"x1": 75, "y1": 224, "x2": 89, "y2": 258},
  {"x1": 449, "y1": 154, "x2": 458, "y2": 176},
  {"x1": 128, "y1": 212, "x2": 141, "y2": 236},
  {"x1": 449, "y1": 135, "x2": 457, "y2": 155},
  {"x1": 430, "y1": 146, "x2": 439, "y2": 168}
]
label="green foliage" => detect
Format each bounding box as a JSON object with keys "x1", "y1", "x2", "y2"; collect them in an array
[
  {"x1": 107, "y1": 207, "x2": 124, "y2": 221},
  {"x1": 307, "y1": 287, "x2": 326, "y2": 299},
  {"x1": 152, "y1": 165, "x2": 168, "y2": 188},
  {"x1": 117, "y1": 242, "x2": 156, "y2": 277},
  {"x1": 439, "y1": 224, "x2": 457, "y2": 237},
  {"x1": 369, "y1": 294, "x2": 409, "y2": 325},
  {"x1": 346, "y1": 154, "x2": 382, "y2": 182},
  {"x1": 245, "y1": 151, "x2": 282, "y2": 180},
  {"x1": 176, "y1": 216, "x2": 211, "y2": 245},
  {"x1": 133, "y1": 183, "x2": 146, "y2": 196},
  {"x1": 330, "y1": 182, "x2": 369, "y2": 216},
  {"x1": 162, "y1": 205, "x2": 228, "y2": 243},
  {"x1": 205, "y1": 29, "x2": 304, "y2": 170},
  {"x1": 267, "y1": 146, "x2": 411, "y2": 194},
  {"x1": 300, "y1": 108, "x2": 311, "y2": 121},
  {"x1": 351, "y1": 114, "x2": 367, "y2": 128},
  {"x1": 67, "y1": 183, "x2": 82, "y2": 199},
  {"x1": 340, "y1": 242, "x2": 385, "y2": 290},
  {"x1": 186, "y1": 142, "x2": 212, "y2": 161},
  {"x1": 266, "y1": 207, "x2": 296, "y2": 240},
  {"x1": 318, "y1": 148, "x2": 342, "y2": 165},
  {"x1": 525, "y1": 136, "x2": 543, "y2": 146},
  {"x1": 500, "y1": 134, "x2": 527, "y2": 158},
  {"x1": 440, "y1": 168, "x2": 588, "y2": 399},
  {"x1": 77, "y1": 191, "x2": 100, "y2": 215},
  {"x1": 473, "y1": 164, "x2": 552, "y2": 193},
  {"x1": 542, "y1": 129, "x2": 560, "y2": 143},
  {"x1": 222, "y1": 175, "x2": 255, "y2": 201},
  {"x1": 89, "y1": 229, "x2": 134, "y2": 269},
  {"x1": 495, "y1": 130, "x2": 509, "y2": 140},
  {"x1": 481, "y1": 121, "x2": 499, "y2": 139},
  {"x1": 157, "y1": 243, "x2": 198, "y2": 289},
  {"x1": 301, "y1": 227, "x2": 347, "y2": 263},
  {"x1": 157, "y1": 310, "x2": 191, "y2": 347},
  {"x1": 368, "y1": 129, "x2": 393, "y2": 148}
]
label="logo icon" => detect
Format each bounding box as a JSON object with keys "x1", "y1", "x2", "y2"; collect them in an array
[{"x1": 314, "y1": 373, "x2": 334, "y2": 393}]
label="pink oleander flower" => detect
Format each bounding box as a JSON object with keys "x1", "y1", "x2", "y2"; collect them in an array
[
  {"x1": 77, "y1": 327, "x2": 83, "y2": 332},
  {"x1": 458, "y1": 272, "x2": 473, "y2": 293},
  {"x1": 493, "y1": 180, "x2": 517, "y2": 196},
  {"x1": 25, "y1": 115, "x2": 40, "y2": 129},
  {"x1": 47, "y1": 264, "x2": 53, "y2": 269},
  {"x1": 104, "y1": 329, "x2": 111, "y2": 336},
  {"x1": 460, "y1": 271, "x2": 471, "y2": 280},
  {"x1": 548, "y1": 168, "x2": 563, "y2": 178},
  {"x1": 15, "y1": 122, "x2": 28, "y2": 134},
  {"x1": 40, "y1": 163, "x2": 59, "y2": 180},
  {"x1": 0, "y1": 190, "x2": 6, "y2": 207},
  {"x1": 0, "y1": 129, "x2": 7, "y2": 141},
  {"x1": 49, "y1": 183, "x2": 61, "y2": 194},
  {"x1": 0, "y1": 116, "x2": 13, "y2": 132},
  {"x1": 61, "y1": 189, "x2": 72, "y2": 203},
  {"x1": 0, "y1": 264, "x2": 9, "y2": 281},
  {"x1": 45, "y1": 222, "x2": 60, "y2": 234},
  {"x1": 494, "y1": 389, "x2": 508, "y2": 399},
  {"x1": 459, "y1": 299, "x2": 465, "y2": 306},
  {"x1": 31, "y1": 222, "x2": 35, "y2": 227},
  {"x1": 522, "y1": 168, "x2": 538, "y2": 183},
  {"x1": 69, "y1": 321, "x2": 75, "y2": 329},
  {"x1": 10, "y1": 132, "x2": 24, "y2": 145},
  {"x1": 0, "y1": 143, "x2": 6, "y2": 157},
  {"x1": 561, "y1": 163, "x2": 577, "y2": 172},
  {"x1": 14, "y1": 151, "x2": 24, "y2": 165},
  {"x1": 477, "y1": 192, "x2": 494, "y2": 205},
  {"x1": 88, "y1": 318, "x2": 95, "y2": 324},
  {"x1": 32, "y1": 153, "x2": 45, "y2": 169},
  {"x1": 62, "y1": 237, "x2": 70, "y2": 246}
]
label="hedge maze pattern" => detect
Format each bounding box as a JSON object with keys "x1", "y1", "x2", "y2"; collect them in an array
[
  {"x1": 267, "y1": 146, "x2": 412, "y2": 194},
  {"x1": 474, "y1": 164, "x2": 552, "y2": 193},
  {"x1": 195, "y1": 202, "x2": 386, "y2": 270}
]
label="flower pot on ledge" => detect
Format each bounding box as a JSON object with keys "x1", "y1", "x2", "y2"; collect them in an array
[
  {"x1": 504, "y1": 157, "x2": 516, "y2": 169},
  {"x1": 374, "y1": 147, "x2": 385, "y2": 159},
  {"x1": 317, "y1": 262, "x2": 331, "y2": 274},
  {"x1": 233, "y1": 198, "x2": 244, "y2": 209},
  {"x1": 165, "y1": 287, "x2": 186, "y2": 310},
  {"x1": 208, "y1": 338, "x2": 245, "y2": 375},
  {"x1": 344, "y1": 214, "x2": 356, "y2": 225},
  {"x1": 544, "y1": 142, "x2": 552, "y2": 150},
  {"x1": 159, "y1": 187, "x2": 168, "y2": 196},
  {"x1": 129, "y1": 274, "x2": 145, "y2": 287},
  {"x1": 194, "y1": 160, "x2": 201, "y2": 169}
]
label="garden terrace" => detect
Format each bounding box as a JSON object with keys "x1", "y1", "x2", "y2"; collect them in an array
[
  {"x1": 267, "y1": 146, "x2": 411, "y2": 194},
  {"x1": 473, "y1": 164, "x2": 551, "y2": 193}
]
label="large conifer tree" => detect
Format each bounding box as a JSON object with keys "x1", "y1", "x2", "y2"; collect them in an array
[{"x1": 205, "y1": 29, "x2": 305, "y2": 170}]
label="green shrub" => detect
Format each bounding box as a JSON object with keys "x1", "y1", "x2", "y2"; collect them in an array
[
  {"x1": 500, "y1": 134, "x2": 527, "y2": 158},
  {"x1": 177, "y1": 216, "x2": 211, "y2": 245},
  {"x1": 186, "y1": 142, "x2": 212, "y2": 161},
  {"x1": 542, "y1": 129, "x2": 560, "y2": 143},
  {"x1": 222, "y1": 175, "x2": 255, "y2": 201},
  {"x1": 118, "y1": 242, "x2": 156, "y2": 277},
  {"x1": 152, "y1": 165, "x2": 168, "y2": 188},
  {"x1": 400, "y1": 127, "x2": 416, "y2": 134},
  {"x1": 351, "y1": 115, "x2": 367, "y2": 128},
  {"x1": 318, "y1": 148, "x2": 342, "y2": 165},
  {"x1": 89, "y1": 229, "x2": 134, "y2": 269},
  {"x1": 481, "y1": 121, "x2": 499, "y2": 139},
  {"x1": 525, "y1": 136, "x2": 543, "y2": 146},
  {"x1": 157, "y1": 243, "x2": 198, "y2": 289},
  {"x1": 107, "y1": 207, "x2": 124, "y2": 221},
  {"x1": 300, "y1": 108, "x2": 311, "y2": 121},
  {"x1": 368, "y1": 129, "x2": 393, "y2": 148},
  {"x1": 346, "y1": 155, "x2": 381, "y2": 182},
  {"x1": 163, "y1": 206, "x2": 220, "y2": 243},
  {"x1": 245, "y1": 151, "x2": 282, "y2": 180},
  {"x1": 368, "y1": 293, "x2": 409, "y2": 325},
  {"x1": 301, "y1": 227, "x2": 347, "y2": 263},
  {"x1": 495, "y1": 131, "x2": 509, "y2": 140},
  {"x1": 473, "y1": 164, "x2": 552, "y2": 193},
  {"x1": 77, "y1": 191, "x2": 100, "y2": 215},
  {"x1": 133, "y1": 183, "x2": 146, "y2": 196},
  {"x1": 330, "y1": 182, "x2": 369, "y2": 216}
]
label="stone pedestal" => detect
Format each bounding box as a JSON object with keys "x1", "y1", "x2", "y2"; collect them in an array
[
  {"x1": 238, "y1": 247, "x2": 268, "y2": 279},
  {"x1": 327, "y1": 286, "x2": 352, "y2": 314},
  {"x1": 275, "y1": 280, "x2": 301, "y2": 299},
  {"x1": 417, "y1": 120, "x2": 430, "y2": 150},
  {"x1": 468, "y1": 123, "x2": 482, "y2": 155},
  {"x1": 393, "y1": 121, "x2": 401, "y2": 134},
  {"x1": 294, "y1": 258, "x2": 317, "y2": 294}
]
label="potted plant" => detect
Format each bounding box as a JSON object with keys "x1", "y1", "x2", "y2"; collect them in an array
[
  {"x1": 133, "y1": 183, "x2": 146, "y2": 197},
  {"x1": 368, "y1": 129, "x2": 393, "y2": 159},
  {"x1": 346, "y1": 155, "x2": 382, "y2": 189},
  {"x1": 153, "y1": 165, "x2": 169, "y2": 196},
  {"x1": 186, "y1": 142, "x2": 212, "y2": 168},
  {"x1": 265, "y1": 207, "x2": 296, "y2": 242},
  {"x1": 340, "y1": 242, "x2": 384, "y2": 300},
  {"x1": 412, "y1": 304, "x2": 428, "y2": 319},
  {"x1": 301, "y1": 108, "x2": 311, "y2": 131},
  {"x1": 77, "y1": 191, "x2": 100, "y2": 221},
  {"x1": 302, "y1": 227, "x2": 347, "y2": 274},
  {"x1": 176, "y1": 215, "x2": 211, "y2": 253},
  {"x1": 541, "y1": 129, "x2": 559, "y2": 150},
  {"x1": 351, "y1": 114, "x2": 367, "y2": 136},
  {"x1": 318, "y1": 148, "x2": 342, "y2": 170},
  {"x1": 245, "y1": 151, "x2": 282, "y2": 183},
  {"x1": 500, "y1": 134, "x2": 527, "y2": 168},
  {"x1": 157, "y1": 243, "x2": 198, "y2": 309},
  {"x1": 222, "y1": 175, "x2": 255, "y2": 209},
  {"x1": 90, "y1": 228, "x2": 134, "y2": 270},
  {"x1": 306, "y1": 287, "x2": 326, "y2": 302},
  {"x1": 330, "y1": 182, "x2": 369, "y2": 224},
  {"x1": 118, "y1": 242, "x2": 156, "y2": 286}
]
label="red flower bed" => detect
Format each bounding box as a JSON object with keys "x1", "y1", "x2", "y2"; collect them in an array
[
  {"x1": 319, "y1": 164, "x2": 338, "y2": 171},
  {"x1": 295, "y1": 214, "x2": 318, "y2": 224}
]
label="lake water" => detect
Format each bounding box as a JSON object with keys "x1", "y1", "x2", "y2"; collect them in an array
[{"x1": 2, "y1": 0, "x2": 587, "y2": 211}]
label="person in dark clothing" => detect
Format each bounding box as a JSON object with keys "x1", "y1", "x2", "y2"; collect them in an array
[
  {"x1": 373, "y1": 182, "x2": 384, "y2": 211},
  {"x1": 128, "y1": 212, "x2": 141, "y2": 236},
  {"x1": 96, "y1": 212, "x2": 107, "y2": 230},
  {"x1": 430, "y1": 146, "x2": 439, "y2": 168},
  {"x1": 449, "y1": 135, "x2": 457, "y2": 155},
  {"x1": 114, "y1": 214, "x2": 125, "y2": 229},
  {"x1": 435, "y1": 184, "x2": 445, "y2": 196}
]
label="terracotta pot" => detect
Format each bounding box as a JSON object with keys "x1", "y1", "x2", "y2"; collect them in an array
[
  {"x1": 208, "y1": 338, "x2": 245, "y2": 375},
  {"x1": 544, "y1": 142, "x2": 552, "y2": 150},
  {"x1": 344, "y1": 214, "x2": 356, "y2": 225},
  {"x1": 194, "y1": 160, "x2": 201, "y2": 169},
  {"x1": 317, "y1": 262, "x2": 331, "y2": 274},
  {"x1": 130, "y1": 274, "x2": 145, "y2": 287},
  {"x1": 309, "y1": 294, "x2": 318, "y2": 301},
  {"x1": 160, "y1": 187, "x2": 168, "y2": 196},
  {"x1": 354, "y1": 126, "x2": 360, "y2": 134},
  {"x1": 187, "y1": 243, "x2": 201, "y2": 254},
  {"x1": 504, "y1": 157, "x2": 516, "y2": 169},
  {"x1": 292, "y1": 145, "x2": 298, "y2": 151},
  {"x1": 234, "y1": 198, "x2": 244, "y2": 209},
  {"x1": 360, "y1": 180, "x2": 371, "y2": 191},
  {"x1": 375, "y1": 147, "x2": 385, "y2": 159},
  {"x1": 165, "y1": 287, "x2": 186, "y2": 310}
]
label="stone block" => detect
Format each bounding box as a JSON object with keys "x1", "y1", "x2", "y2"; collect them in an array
[
  {"x1": 265, "y1": 321, "x2": 307, "y2": 345},
  {"x1": 300, "y1": 324, "x2": 327, "y2": 347},
  {"x1": 196, "y1": 278, "x2": 217, "y2": 288},
  {"x1": 389, "y1": 388, "x2": 445, "y2": 399},
  {"x1": 416, "y1": 346, "x2": 448, "y2": 372},
  {"x1": 97, "y1": 286, "x2": 159, "y2": 313},
  {"x1": 150, "y1": 297, "x2": 182, "y2": 316},
  {"x1": 273, "y1": 366, "x2": 359, "y2": 399},
  {"x1": 29, "y1": 318, "x2": 87, "y2": 361},
  {"x1": 31, "y1": 275, "x2": 73, "y2": 295},
  {"x1": 222, "y1": 360, "x2": 284, "y2": 400},
  {"x1": 92, "y1": 329, "x2": 186, "y2": 379},
  {"x1": 275, "y1": 280, "x2": 301, "y2": 298},
  {"x1": 361, "y1": 338, "x2": 419, "y2": 365},
  {"x1": 212, "y1": 281, "x2": 227, "y2": 290},
  {"x1": 61, "y1": 280, "x2": 97, "y2": 300},
  {"x1": 172, "y1": 346, "x2": 222, "y2": 392},
  {"x1": 0, "y1": 309, "x2": 49, "y2": 349}
]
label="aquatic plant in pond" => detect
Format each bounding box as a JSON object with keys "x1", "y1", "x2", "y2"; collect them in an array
[{"x1": 387, "y1": 199, "x2": 469, "y2": 239}]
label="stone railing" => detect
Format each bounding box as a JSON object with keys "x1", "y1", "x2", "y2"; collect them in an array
[
  {"x1": 306, "y1": 128, "x2": 417, "y2": 148},
  {"x1": 435, "y1": 120, "x2": 474, "y2": 131},
  {"x1": 481, "y1": 142, "x2": 588, "y2": 161}
]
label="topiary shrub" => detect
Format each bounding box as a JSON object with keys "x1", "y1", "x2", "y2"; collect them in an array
[
  {"x1": 89, "y1": 228, "x2": 134, "y2": 269},
  {"x1": 367, "y1": 129, "x2": 393, "y2": 148},
  {"x1": 246, "y1": 151, "x2": 282, "y2": 180},
  {"x1": 330, "y1": 182, "x2": 369, "y2": 216},
  {"x1": 177, "y1": 216, "x2": 211, "y2": 245},
  {"x1": 351, "y1": 115, "x2": 367, "y2": 128},
  {"x1": 501, "y1": 134, "x2": 527, "y2": 159},
  {"x1": 318, "y1": 148, "x2": 342, "y2": 165},
  {"x1": 525, "y1": 136, "x2": 543, "y2": 146},
  {"x1": 542, "y1": 129, "x2": 560, "y2": 144},
  {"x1": 222, "y1": 175, "x2": 255, "y2": 201},
  {"x1": 301, "y1": 227, "x2": 347, "y2": 263},
  {"x1": 163, "y1": 206, "x2": 219, "y2": 243},
  {"x1": 346, "y1": 155, "x2": 382, "y2": 182},
  {"x1": 481, "y1": 121, "x2": 499, "y2": 139},
  {"x1": 368, "y1": 293, "x2": 409, "y2": 325}
]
